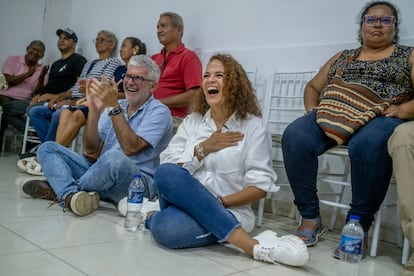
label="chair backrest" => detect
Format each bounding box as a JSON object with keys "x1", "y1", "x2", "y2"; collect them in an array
[
  {"x1": 263, "y1": 70, "x2": 317, "y2": 135},
  {"x1": 246, "y1": 67, "x2": 259, "y2": 88}
]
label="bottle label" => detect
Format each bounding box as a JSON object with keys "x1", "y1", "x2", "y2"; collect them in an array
[
  {"x1": 339, "y1": 235, "x2": 362, "y2": 254},
  {"x1": 127, "y1": 190, "x2": 144, "y2": 204}
]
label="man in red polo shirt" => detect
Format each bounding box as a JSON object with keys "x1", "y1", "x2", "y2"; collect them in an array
[{"x1": 152, "y1": 12, "x2": 202, "y2": 128}]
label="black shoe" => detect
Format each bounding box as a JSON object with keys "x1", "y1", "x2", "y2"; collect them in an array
[
  {"x1": 18, "y1": 152, "x2": 37, "y2": 159},
  {"x1": 22, "y1": 179, "x2": 58, "y2": 201}
]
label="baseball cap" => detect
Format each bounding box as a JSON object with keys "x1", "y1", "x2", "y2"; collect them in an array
[{"x1": 56, "y1": 28, "x2": 78, "y2": 43}]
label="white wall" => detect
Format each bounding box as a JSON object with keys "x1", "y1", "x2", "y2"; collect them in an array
[
  {"x1": 1, "y1": 0, "x2": 413, "y2": 102},
  {"x1": 0, "y1": 0, "x2": 413, "y2": 239}
]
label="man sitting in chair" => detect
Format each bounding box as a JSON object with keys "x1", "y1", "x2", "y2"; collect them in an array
[{"x1": 17, "y1": 28, "x2": 86, "y2": 173}]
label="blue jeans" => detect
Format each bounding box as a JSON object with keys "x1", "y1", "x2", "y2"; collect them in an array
[
  {"x1": 0, "y1": 98, "x2": 30, "y2": 132},
  {"x1": 28, "y1": 105, "x2": 63, "y2": 142},
  {"x1": 37, "y1": 141, "x2": 152, "y2": 205},
  {"x1": 145, "y1": 163, "x2": 241, "y2": 249},
  {"x1": 282, "y1": 110, "x2": 404, "y2": 232}
]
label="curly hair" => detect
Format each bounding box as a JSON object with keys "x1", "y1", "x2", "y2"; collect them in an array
[{"x1": 192, "y1": 53, "x2": 262, "y2": 119}]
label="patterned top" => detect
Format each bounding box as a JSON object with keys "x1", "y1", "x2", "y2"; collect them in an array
[
  {"x1": 71, "y1": 57, "x2": 120, "y2": 98},
  {"x1": 327, "y1": 45, "x2": 413, "y2": 102}
]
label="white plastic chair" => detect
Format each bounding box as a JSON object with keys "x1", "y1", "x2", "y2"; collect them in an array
[
  {"x1": 21, "y1": 116, "x2": 41, "y2": 154},
  {"x1": 402, "y1": 237, "x2": 410, "y2": 265},
  {"x1": 257, "y1": 69, "x2": 405, "y2": 262},
  {"x1": 21, "y1": 116, "x2": 84, "y2": 155},
  {"x1": 257, "y1": 70, "x2": 317, "y2": 227},
  {"x1": 246, "y1": 68, "x2": 258, "y2": 88}
]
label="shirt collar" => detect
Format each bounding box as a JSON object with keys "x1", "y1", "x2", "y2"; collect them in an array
[
  {"x1": 160, "y1": 44, "x2": 185, "y2": 55},
  {"x1": 119, "y1": 96, "x2": 155, "y2": 118},
  {"x1": 202, "y1": 109, "x2": 240, "y2": 131}
]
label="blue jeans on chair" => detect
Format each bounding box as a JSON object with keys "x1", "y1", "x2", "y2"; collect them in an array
[
  {"x1": 282, "y1": 110, "x2": 404, "y2": 232},
  {"x1": 145, "y1": 163, "x2": 241, "y2": 249},
  {"x1": 37, "y1": 141, "x2": 151, "y2": 205},
  {"x1": 28, "y1": 105, "x2": 63, "y2": 142}
]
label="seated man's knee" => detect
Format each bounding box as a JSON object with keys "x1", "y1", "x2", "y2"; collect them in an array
[
  {"x1": 389, "y1": 122, "x2": 414, "y2": 149},
  {"x1": 28, "y1": 105, "x2": 41, "y2": 117}
]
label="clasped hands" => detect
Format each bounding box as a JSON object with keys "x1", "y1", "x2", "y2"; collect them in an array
[{"x1": 86, "y1": 75, "x2": 121, "y2": 113}]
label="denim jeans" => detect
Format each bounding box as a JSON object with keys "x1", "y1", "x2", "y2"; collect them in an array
[
  {"x1": 37, "y1": 141, "x2": 151, "y2": 205},
  {"x1": 0, "y1": 98, "x2": 30, "y2": 132},
  {"x1": 282, "y1": 110, "x2": 404, "y2": 232},
  {"x1": 28, "y1": 105, "x2": 63, "y2": 142},
  {"x1": 145, "y1": 163, "x2": 241, "y2": 249}
]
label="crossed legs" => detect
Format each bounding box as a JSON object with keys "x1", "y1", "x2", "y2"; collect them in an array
[{"x1": 56, "y1": 109, "x2": 86, "y2": 147}]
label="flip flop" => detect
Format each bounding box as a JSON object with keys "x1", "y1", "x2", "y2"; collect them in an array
[{"x1": 295, "y1": 217, "x2": 325, "y2": 246}]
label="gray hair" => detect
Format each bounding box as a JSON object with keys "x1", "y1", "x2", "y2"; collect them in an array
[
  {"x1": 160, "y1": 12, "x2": 184, "y2": 39},
  {"x1": 128, "y1": 55, "x2": 160, "y2": 82},
  {"x1": 160, "y1": 12, "x2": 184, "y2": 28},
  {"x1": 27, "y1": 40, "x2": 46, "y2": 53},
  {"x1": 97, "y1": 30, "x2": 118, "y2": 55}
]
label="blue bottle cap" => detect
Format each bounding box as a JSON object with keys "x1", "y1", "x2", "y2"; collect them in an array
[
  {"x1": 350, "y1": 214, "x2": 360, "y2": 221},
  {"x1": 134, "y1": 174, "x2": 142, "y2": 178}
]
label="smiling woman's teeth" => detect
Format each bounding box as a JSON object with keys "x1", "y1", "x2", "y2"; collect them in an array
[{"x1": 207, "y1": 87, "x2": 219, "y2": 94}]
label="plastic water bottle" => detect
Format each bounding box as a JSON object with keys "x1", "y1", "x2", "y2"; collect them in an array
[
  {"x1": 339, "y1": 215, "x2": 364, "y2": 263},
  {"x1": 124, "y1": 174, "x2": 145, "y2": 232}
]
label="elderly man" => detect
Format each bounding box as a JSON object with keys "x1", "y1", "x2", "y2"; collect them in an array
[
  {"x1": 0, "y1": 40, "x2": 47, "y2": 149},
  {"x1": 152, "y1": 12, "x2": 202, "y2": 128},
  {"x1": 21, "y1": 55, "x2": 172, "y2": 217}
]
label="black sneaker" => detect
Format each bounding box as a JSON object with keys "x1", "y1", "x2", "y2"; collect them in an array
[{"x1": 22, "y1": 180, "x2": 57, "y2": 201}]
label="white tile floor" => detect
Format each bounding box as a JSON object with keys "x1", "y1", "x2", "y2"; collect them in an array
[{"x1": 0, "y1": 152, "x2": 409, "y2": 276}]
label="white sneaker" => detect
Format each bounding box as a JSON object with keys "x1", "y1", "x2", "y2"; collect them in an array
[
  {"x1": 253, "y1": 230, "x2": 309, "y2": 266},
  {"x1": 118, "y1": 197, "x2": 128, "y2": 217},
  {"x1": 141, "y1": 198, "x2": 160, "y2": 218},
  {"x1": 117, "y1": 197, "x2": 160, "y2": 218}
]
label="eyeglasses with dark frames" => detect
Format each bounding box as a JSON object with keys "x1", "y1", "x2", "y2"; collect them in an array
[
  {"x1": 363, "y1": 15, "x2": 395, "y2": 26},
  {"x1": 122, "y1": 73, "x2": 154, "y2": 85}
]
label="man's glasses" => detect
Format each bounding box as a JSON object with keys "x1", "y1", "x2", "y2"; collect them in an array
[
  {"x1": 363, "y1": 15, "x2": 395, "y2": 26},
  {"x1": 122, "y1": 73, "x2": 153, "y2": 85}
]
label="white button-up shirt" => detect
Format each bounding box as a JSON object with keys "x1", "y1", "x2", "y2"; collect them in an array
[{"x1": 160, "y1": 110, "x2": 278, "y2": 232}]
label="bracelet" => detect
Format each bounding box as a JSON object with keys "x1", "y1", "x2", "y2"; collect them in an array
[{"x1": 195, "y1": 143, "x2": 206, "y2": 158}]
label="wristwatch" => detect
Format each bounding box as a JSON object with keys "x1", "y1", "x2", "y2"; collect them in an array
[{"x1": 107, "y1": 106, "x2": 123, "y2": 116}]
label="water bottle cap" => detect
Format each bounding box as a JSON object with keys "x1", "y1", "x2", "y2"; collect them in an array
[
  {"x1": 350, "y1": 214, "x2": 360, "y2": 221},
  {"x1": 134, "y1": 174, "x2": 142, "y2": 179}
]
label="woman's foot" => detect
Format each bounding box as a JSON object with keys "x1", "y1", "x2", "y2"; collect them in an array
[
  {"x1": 295, "y1": 217, "x2": 325, "y2": 246},
  {"x1": 253, "y1": 230, "x2": 309, "y2": 266}
]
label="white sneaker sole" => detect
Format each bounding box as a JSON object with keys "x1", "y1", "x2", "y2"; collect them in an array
[
  {"x1": 70, "y1": 191, "x2": 100, "y2": 216},
  {"x1": 254, "y1": 230, "x2": 309, "y2": 266}
]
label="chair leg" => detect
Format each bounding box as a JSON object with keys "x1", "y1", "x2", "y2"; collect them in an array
[
  {"x1": 257, "y1": 198, "x2": 265, "y2": 227},
  {"x1": 402, "y1": 237, "x2": 410, "y2": 265},
  {"x1": 21, "y1": 117, "x2": 30, "y2": 154},
  {"x1": 370, "y1": 207, "x2": 383, "y2": 257}
]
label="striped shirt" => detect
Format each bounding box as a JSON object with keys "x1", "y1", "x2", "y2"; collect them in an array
[{"x1": 71, "y1": 57, "x2": 120, "y2": 98}]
